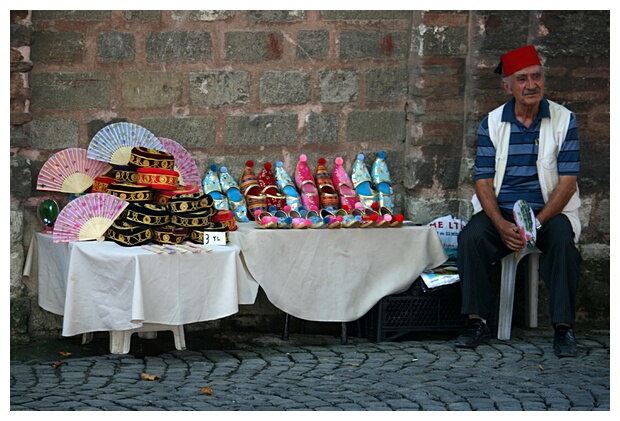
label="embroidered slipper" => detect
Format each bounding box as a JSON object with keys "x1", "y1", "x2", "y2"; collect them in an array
[
  {"x1": 304, "y1": 205, "x2": 328, "y2": 228},
  {"x1": 275, "y1": 161, "x2": 301, "y2": 212},
  {"x1": 372, "y1": 151, "x2": 395, "y2": 213},
  {"x1": 513, "y1": 199, "x2": 537, "y2": 249},
  {"x1": 295, "y1": 154, "x2": 321, "y2": 210},
  {"x1": 351, "y1": 153, "x2": 378, "y2": 209},
  {"x1": 379, "y1": 204, "x2": 405, "y2": 227},
  {"x1": 284, "y1": 205, "x2": 311, "y2": 229},
  {"x1": 253, "y1": 209, "x2": 278, "y2": 229},
  {"x1": 365, "y1": 202, "x2": 389, "y2": 228},
  {"x1": 259, "y1": 162, "x2": 287, "y2": 211},
  {"x1": 203, "y1": 164, "x2": 230, "y2": 211},
  {"x1": 315, "y1": 158, "x2": 339, "y2": 209},
  {"x1": 333, "y1": 206, "x2": 361, "y2": 228},
  {"x1": 352, "y1": 202, "x2": 375, "y2": 228},
  {"x1": 219, "y1": 166, "x2": 249, "y2": 222},
  {"x1": 332, "y1": 157, "x2": 358, "y2": 210},
  {"x1": 271, "y1": 206, "x2": 293, "y2": 229},
  {"x1": 239, "y1": 160, "x2": 266, "y2": 221},
  {"x1": 320, "y1": 208, "x2": 343, "y2": 228}
]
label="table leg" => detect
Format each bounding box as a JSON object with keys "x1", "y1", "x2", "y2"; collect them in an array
[
  {"x1": 341, "y1": 322, "x2": 348, "y2": 345},
  {"x1": 282, "y1": 313, "x2": 290, "y2": 340}
]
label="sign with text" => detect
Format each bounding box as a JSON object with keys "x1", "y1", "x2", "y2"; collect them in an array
[{"x1": 203, "y1": 232, "x2": 226, "y2": 246}]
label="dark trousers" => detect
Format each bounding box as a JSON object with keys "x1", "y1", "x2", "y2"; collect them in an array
[{"x1": 457, "y1": 210, "x2": 581, "y2": 326}]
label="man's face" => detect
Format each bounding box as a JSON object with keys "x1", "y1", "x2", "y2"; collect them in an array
[{"x1": 503, "y1": 65, "x2": 544, "y2": 108}]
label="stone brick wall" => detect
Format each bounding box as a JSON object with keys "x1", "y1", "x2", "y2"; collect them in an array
[{"x1": 10, "y1": 10, "x2": 610, "y2": 340}]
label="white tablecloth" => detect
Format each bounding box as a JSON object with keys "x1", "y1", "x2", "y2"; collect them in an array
[
  {"x1": 228, "y1": 223, "x2": 447, "y2": 322},
  {"x1": 23, "y1": 233, "x2": 259, "y2": 337}
]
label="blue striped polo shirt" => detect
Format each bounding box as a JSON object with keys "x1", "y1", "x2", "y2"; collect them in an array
[{"x1": 475, "y1": 98, "x2": 580, "y2": 212}]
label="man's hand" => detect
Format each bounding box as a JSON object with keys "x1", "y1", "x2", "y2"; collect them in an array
[
  {"x1": 495, "y1": 218, "x2": 526, "y2": 251},
  {"x1": 475, "y1": 178, "x2": 525, "y2": 251}
]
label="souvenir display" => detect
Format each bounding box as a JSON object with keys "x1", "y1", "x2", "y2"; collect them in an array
[
  {"x1": 167, "y1": 192, "x2": 214, "y2": 215},
  {"x1": 106, "y1": 182, "x2": 154, "y2": 203},
  {"x1": 315, "y1": 158, "x2": 339, "y2": 209},
  {"x1": 154, "y1": 184, "x2": 200, "y2": 205},
  {"x1": 36, "y1": 197, "x2": 60, "y2": 233},
  {"x1": 332, "y1": 157, "x2": 358, "y2": 210},
  {"x1": 258, "y1": 162, "x2": 286, "y2": 211},
  {"x1": 274, "y1": 161, "x2": 301, "y2": 212},
  {"x1": 111, "y1": 165, "x2": 139, "y2": 184},
  {"x1": 295, "y1": 154, "x2": 320, "y2": 210},
  {"x1": 129, "y1": 147, "x2": 175, "y2": 170},
  {"x1": 152, "y1": 226, "x2": 189, "y2": 245},
  {"x1": 203, "y1": 164, "x2": 229, "y2": 211},
  {"x1": 37, "y1": 148, "x2": 111, "y2": 194},
  {"x1": 124, "y1": 202, "x2": 170, "y2": 227},
  {"x1": 219, "y1": 166, "x2": 249, "y2": 222},
  {"x1": 91, "y1": 175, "x2": 117, "y2": 193},
  {"x1": 136, "y1": 167, "x2": 180, "y2": 191},
  {"x1": 372, "y1": 151, "x2": 395, "y2": 213},
  {"x1": 212, "y1": 210, "x2": 238, "y2": 231},
  {"x1": 352, "y1": 153, "x2": 379, "y2": 209},
  {"x1": 38, "y1": 121, "x2": 409, "y2": 254},
  {"x1": 88, "y1": 122, "x2": 163, "y2": 166},
  {"x1": 53, "y1": 193, "x2": 129, "y2": 242},
  {"x1": 352, "y1": 202, "x2": 375, "y2": 228},
  {"x1": 105, "y1": 221, "x2": 154, "y2": 247},
  {"x1": 239, "y1": 160, "x2": 266, "y2": 220},
  {"x1": 159, "y1": 137, "x2": 202, "y2": 186}
]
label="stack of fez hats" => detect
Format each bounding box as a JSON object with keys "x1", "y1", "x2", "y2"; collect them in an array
[{"x1": 104, "y1": 146, "x2": 229, "y2": 247}]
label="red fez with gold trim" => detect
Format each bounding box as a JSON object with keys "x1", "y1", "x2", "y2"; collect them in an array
[{"x1": 495, "y1": 45, "x2": 541, "y2": 77}]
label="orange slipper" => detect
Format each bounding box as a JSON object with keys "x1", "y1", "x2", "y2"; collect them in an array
[
  {"x1": 315, "y1": 158, "x2": 339, "y2": 209},
  {"x1": 239, "y1": 160, "x2": 266, "y2": 221}
]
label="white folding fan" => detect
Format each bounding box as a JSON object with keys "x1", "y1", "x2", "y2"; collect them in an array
[
  {"x1": 87, "y1": 122, "x2": 164, "y2": 165},
  {"x1": 37, "y1": 148, "x2": 111, "y2": 194},
  {"x1": 159, "y1": 137, "x2": 202, "y2": 186},
  {"x1": 53, "y1": 193, "x2": 129, "y2": 243}
]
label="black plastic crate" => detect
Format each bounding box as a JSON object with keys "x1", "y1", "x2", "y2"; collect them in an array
[{"x1": 360, "y1": 285, "x2": 468, "y2": 342}]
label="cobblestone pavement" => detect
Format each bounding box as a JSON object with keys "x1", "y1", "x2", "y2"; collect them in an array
[{"x1": 10, "y1": 327, "x2": 610, "y2": 411}]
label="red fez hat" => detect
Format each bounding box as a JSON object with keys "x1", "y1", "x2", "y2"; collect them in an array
[{"x1": 495, "y1": 45, "x2": 541, "y2": 77}]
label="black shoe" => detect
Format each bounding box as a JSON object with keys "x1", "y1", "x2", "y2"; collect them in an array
[
  {"x1": 554, "y1": 326, "x2": 578, "y2": 358},
  {"x1": 455, "y1": 318, "x2": 491, "y2": 349}
]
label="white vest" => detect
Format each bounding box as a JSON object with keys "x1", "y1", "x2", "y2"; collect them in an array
[{"x1": 471, "y1": 99, "x2": 581, "y2": 242}]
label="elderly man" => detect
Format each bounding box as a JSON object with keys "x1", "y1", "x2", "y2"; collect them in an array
[{"x1": 455, "y1": 45, "x2": 582, "y2": 357}]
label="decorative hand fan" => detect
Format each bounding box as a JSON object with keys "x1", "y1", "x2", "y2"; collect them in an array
[
  {"x1": 37, "y1": 148, "x2": 111, "y2": 194},
  {"x1": 159, "y1": 137, "x2": 202, "y2": 186},
  {"x1": 87, "y1": 122, "x2": 164, "y2": 166},
  {"x1": 53, "y1": 193, "x2": 129, "y2": 243}
]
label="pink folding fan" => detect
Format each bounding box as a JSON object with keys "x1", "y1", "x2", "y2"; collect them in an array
[{"x1": 37, "y1": 148, "x2": 111, "y2": 194}]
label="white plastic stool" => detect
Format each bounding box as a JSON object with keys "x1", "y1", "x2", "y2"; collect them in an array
[
  {"x1": 108, "y1": 323, "x2": 186, "y2": 354},
  {"x1": 497, "y1": 247, "x2": 541, "y2": 340}
]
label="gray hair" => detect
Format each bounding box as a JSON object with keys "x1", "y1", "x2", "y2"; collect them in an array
[{"x1": 501, "y1": 67, "x2": 544, "y2": 91}]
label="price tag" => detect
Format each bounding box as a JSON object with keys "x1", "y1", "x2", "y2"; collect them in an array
[{"x1": 203, "y1": 232, "x2": 226, "y2": 246}]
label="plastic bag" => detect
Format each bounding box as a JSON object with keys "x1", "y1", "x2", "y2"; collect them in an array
[{"x1": 428, "y1": 214, "x2": 466, "y2": 262}]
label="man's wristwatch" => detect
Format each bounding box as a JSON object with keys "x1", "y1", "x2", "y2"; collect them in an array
[{"x1": 535, "y1": 218, "x2": 542, "y2": 231}]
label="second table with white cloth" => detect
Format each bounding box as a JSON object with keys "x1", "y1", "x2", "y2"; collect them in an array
[{"x1": 23, "y1": 233, "x2": 259, "y2": 353}]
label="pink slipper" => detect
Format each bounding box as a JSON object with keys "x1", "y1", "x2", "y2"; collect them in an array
[
  {"x1": 295, "y1": 154, "x2": 320, "y2": 210},
  {"x1": 332, "y1": 157, "x2": 358, "y2": 210}
]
